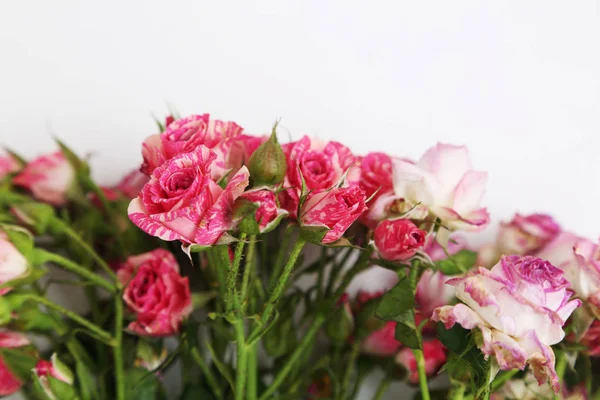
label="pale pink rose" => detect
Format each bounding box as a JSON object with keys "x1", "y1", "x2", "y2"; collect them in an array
[
  {"x1": 478, "y1": 213, "x2": 561, "y2": 267},
  {"x1": 33, "y1": 354, "x2": 73, "y2": 400},
  {"x1": 117, "y1": 249, "x2": 192, "y2": 336},
  {"x1": 0, "y1": 233, "x2": 29, "y2": 296},
  {"x1": 0, "y1": 153, "x2": 20, "y2": 180},
  {"x1": 281, "y1": 136, "x2": 359, "y2": 217},
  {"x1": 239, "y1": 189, "x2": 287, "y2": 233},
  {"x1": 141, "y1": 114, "x2": 244, "y2": 180},
  {"x1": 0, "y1": 330, "x2": 30, "y2": 396},
  {"x1": 300, "y1": 186, "x2": 367, "y2": 244},
  {"x1": 393, "y1": 143, "x2": 489, "y2": 232},
  {"x1": 432, "y1": 256, "x2": 581, "y2": 393},
  {"x1": 373, "y1": 219, "x2": 426, "y2": 261},
  {"x1": 537, "y1": 232, "x2": 600, "y2": 317},
  {"x1": 361, "y1": 191, "x2": 429, "y2": 229},
  {"x1": 129, "y1": 146, "x2": 249, "y2": 246},
  {"x1": 395, "y1": 340, "x2": 447, "y2": 384},
  {"x1": 359, "y1": 152, "x2": 393, "y2": 200},
  {"x1": 13, "y1": 152, "x2": 75, "y2": 206},
  {"x1": 117, "y1": 169, "x2": 150, "y2": 199}
]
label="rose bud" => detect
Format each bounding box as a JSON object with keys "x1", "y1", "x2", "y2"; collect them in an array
[
  {"x1": 0, "y1": 330, "x2": 30, "y2": 396},
  {"x1": 395, "y1": 340, "x2": 447, "y2": 384},
  {"x1": 433, "y1": 256, "x2": 581, "y2": 393},
  {"x1": 248, "y1": 128, "x2": 287, "y2": 186},
  {"x1": 300, "y1": 186, "x2": 367, "y2": 244},
  {"x1": 0, "y1": 232, "x2": 29, "y2": 295},
  {"x1": 135, "y1": 340, "x2": 168, "y2": 371},
  {"x1": 118, "y1": 249, "x2": 192, "y2": 336},
  {"x1": 0, "y1": 152, "x2": 20, "y2": 180},
  {"x1": 13, "y1": 152, "x2": 75, "y2": 206},
  {"x1": 393, "y1": 143, "x2": 489, "y2": 232},
  {"x1": 128, "y1": 146, "x2": 249, "y2": 246},
  {"x1": 237, "y1": 189, "x2": 288, "y2": 234},
  {"x1": 33, "y1": 354, "x2": 74, "y2": 400},
  {"x1": 373, "y1": 219, "x2": 426, "y2": 261},
  {"x1": 358, "y1": 152, "x2": 394, "y2": 201}
]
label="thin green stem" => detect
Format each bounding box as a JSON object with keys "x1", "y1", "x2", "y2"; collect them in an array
[
  {"x1": 554, "y1": 352, "x2": 568, "y2": 400},
  {"x1": 269, "y1": 231, "x2": 291, "y2": 288},
  {"x1": 316, "y1": 247, "x2": 327, "y2": 300},
  {"x1": 371, "y1": 377, "x2": 391, "y2": 400},
  {"x1": 490, "y1": 369, "x2": 518, "y2": 392},
  {"x1": 191, "y1": 347, "x2": 223, "y2": 399},
  {"x1": 340, "y1": 342, "x2": 361, "y2": 399},
  {"x1": 113, "y1": 295, "x2": 125, "y2": 400},
  {"x1": 39, "y1": 250, "x2": 117, "y2": 293},
  {"x1": 240, "y1": 235, "x2": 256, "y2": 304},
  {"x1": 225, "y1": 236, "x2": 246, "y2": 310},
  {"x1": 61, "y1": 224, "x2": 118, "y2": 281},
  {"x1": 413, "y1": 349, "x2": 431, "y2": 400},
  {"x1": 247, "y1": 343, "x2": 258, "y2": 400},
  {"x1": 234, "y1": 319, "x2": 248, "y2": 400}
]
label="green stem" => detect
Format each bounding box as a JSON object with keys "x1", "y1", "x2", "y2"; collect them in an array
[
  {"x1": 269, "y1": 230, "x2": 291, "y2": 288},
  {"x1": 234, "y1": 319, "x2": 248, "y2": 400},
  {"x1": 554, "y1": 352, "x2": 568, "y2": 399},
  {"x1": 340, "y1": 342, "x2": 361, "y2": 399},
  {"x1": 247, "y1": 343, "x2": 258, "y2": 400},
  {"x1": 240, "y1": 235, "x2": 256, "y2": 305},
  {"x1": 413, "y1": 349, "x2": 431, "y2": 400},
  {"x1": 113, "y1": 296, "x2": 125, "y2": 400},
  {"x1": 191, "y1": 347, "x2": 223, "y2": 400},
  {"x1": 61, "y1": 224, "x2": 118, "y2": 281},
  {"x1": 371, "y1": 377, "x2": 391, "y2": 400},
  {"x1": 490, "y1": 369, "x2": 518, "y2": 392},
  {"x1": 25, "y1": 294, "x2": 113, "y2": 343},
  {"x1": 39, "y1": 250, "x2": 117, "y2": 293},
  {"x1": 316, "y1": 247, "x2": 327, "y2": 300},
  {"x1": 258, "y1": 313, "x2": 326, "y2": 400},
  {"x1": 225, "y1": 236, "x2": 246, "y2": 310}
]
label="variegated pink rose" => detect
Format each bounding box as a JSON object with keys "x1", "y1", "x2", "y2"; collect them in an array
[
  {"x1": 395, "y1": 340, "x2": 447, "y2": 384},
  {"x1": 0, "y1": 233, "x2": 29, "y2": 296},
  {"x1": 358, "y1": 152, "x2": 393, "y2": 200},
  {"x1": 141, "y1": 114, "x2": 243, "y2": 180},
  {"x1": 373, "y1": 219, "x2": 426, "y2": 261},
  {"x1": 300, "y1": 186, "x2": 367, "y2": 244},
  {"x1": 0, "y1": 153, "x2": 20, "y2": 180},
  {"x1": 117, "y1": 249, "x2": 192, "y2": 336},
  {"x1": 433, "y1": 255, "x2": 581, "y2": 392},
  {"x1": 0, "y1": 330, "x2": 30, "y2": 396},
  {"x1": 33, "y1": 354, "x2": 73, "y2": 400},
  {"x1": 537, "y1": 232, "x2": 600, "y2": 317},
  {"x1": 129, "y1": 146, "x2": 249, "y2": 246},
  {"x1": 13, "y1": 152, "x2": 75, "y2": 206},
  {"x1": 281, "y1": 136, "x2": 359, "y2": 217},
  {"x1": 393, "y1": 143, "x2": 489, "y2": 232},
  {"x1": 239, "y1": 189, "x2": 287, "y2": 233}
]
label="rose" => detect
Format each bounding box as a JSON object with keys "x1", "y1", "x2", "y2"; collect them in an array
[
  {"x1": 117, "y1": 169, "x2": 150, "y2": 199},
  {"x1": 432, "y1": 256, "x2": 581, "y2": 392},
  {"x1": 129, "y1": 146, "x2": 249, "y2": 246},
  {"x1": 141, "y1": 114, "x2": 243, "y2": 180},
  {"x1": 373, "y1": 219, "x2": 426, "y2": 261},
  {"x1": 300, "y1": 186, "x2": 367, "y2": 244},
  {"x1": 239, "y1": 189, "x2": 287, "y2": 233},
  {"x1": 0, "y1": 153, "x2": 20, "y2": 180},
  {"x1": 478, "y1": 213, "x2": 561, "y2": 267},
  {"x1": 352, "y1": 291, "x2": 402, "y2": 356},
  {"x1": 229, "y1": 134, "x2": 267, "y2": 170},
  {"x1": 395, "y1": 340, "x2": 447, "y2": 384},
  {"x1": 361, "y1": 191, "x2": 429, "y2": 229},
  {"x1": 0, "y1": 330, "x2": 30, "y2": 396},
  {"x1": 358, "y1": 152, "x2": 394, "y2": 200},
  {"x1": 393, "y1": 143, "x2": 489, "y2": 232},
  {"x1": 281, "y1": 136, "x2": 359, "y2": 217},
  {"x1": 536, "y1": 232, "x2": 600, "y2": 317},
  {"x1": 13, "y1": 152, "x2": 75, "y2": 206},
  {"x1": 0, "y1": 233, "x2": 29, "y2": 296},
  {"x1": 117, "y1": 249, "x2": 192, "y2": 336},
  {"x1": 33, "y1": 354, "x2": 74, "y2": 400},
  {"x1": 580, "y1": 320, "x2": 600, "y2": 357}
]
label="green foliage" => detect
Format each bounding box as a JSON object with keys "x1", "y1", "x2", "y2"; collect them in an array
[{"x1": 434, "y1": 249, "x2": 478, "y2": 275}]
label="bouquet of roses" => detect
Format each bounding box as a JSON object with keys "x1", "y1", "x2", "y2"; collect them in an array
[{"x1": 0, "y1": 113, "x2": 598, "y2": 400}]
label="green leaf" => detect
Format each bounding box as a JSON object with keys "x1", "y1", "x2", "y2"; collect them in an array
[
  {"x1": 0, "y1": 224, "x2": 34, "y2": 258},
  {"x1": 233, "y1": 198, "x2": 261, "y2": 235},
  {"x1": 436, "y1": 322, "x2": 470, "y2": 355},
  {"x1": 180, "y1": 384, "x2": 215, "y2": 400},
  {"x1": 0, "y1": 348, "x2": 37, "y2": 381},
  {"x1": 299, "y1": 224, "x2": 329, "y2": 244},
  {"x1": 375, "y1": 276, "x2": 414, "y2": 320},
  {"x1": 75, "y1": 362, "x2": 96, "y2": 400},
  {"x1": 125, "y1": 367, "x2": 162, "y2": 400},
  {"x1": 55, "y1": 138, "x2": 89, "y2": 175},
  {"x1": 14, "y1": 301, "x2": 60, "y2": 331},
  {"x1": 48, "y1": 376, "x2": 79, "y2": 400},
  {"x1": 0, "y1": 296, "x2": 11, "y2": 325},
  {"x1": 434, "y1": 250, "x2": 477, "y2": 275},
  {"x1": 394, "y1": 309, "x2": 422, "y2": 350}
]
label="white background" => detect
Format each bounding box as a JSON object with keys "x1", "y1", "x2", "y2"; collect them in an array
[{"x1": 1, "y1": 1, "x2": 599, "y2": 399}]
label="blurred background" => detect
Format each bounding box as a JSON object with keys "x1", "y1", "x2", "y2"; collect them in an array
[{"x1": 1, "y1": 1, "x2": 599, "y2": 398}]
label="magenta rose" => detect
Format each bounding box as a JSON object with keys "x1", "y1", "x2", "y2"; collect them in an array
[
  {"x1": 117, "y1": 249, "x2": 192, "y2": 336},
  {"x1": 373, "y1": 219, "x2": 426, "y2": 261},
  {"x1": 281, "y1": 136, "x2": 359, "y2": 217},
  {"x1": 358, "y1": 152, "x2": 393, "y2": 200},
  {"x1": 0, "y1": 330, "x2": 30, "y2": 396},
  {"x1": 395, "y1": 340, "x2": 447, "y2": 384},
  {"x1": 128, "y1": 146, "x2": 249, "y2": 246},
  {"x1": 433, "y1": 256, "x2": 581, "y2": 392},
  {"x1": 239, "y1": 189, "x2": 287, "y2": 233},
  {"x1": 0, "y1": 153, "x2": 20, "y2": 180},
  {"x1": 300, "y1": 186, "x2": 367, "y2": 244},
  {"x1": 13, "y1": 152, "x2": 75, "y2": 206}
]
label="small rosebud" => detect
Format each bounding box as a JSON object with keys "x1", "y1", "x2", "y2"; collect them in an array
[
  {"x1": 33, "y1": 354, "x2": 75, "y2": 400},
  {"x1": 247, "y1": 124, "x2": 287, "y2": 186},
  {"x1": 135, "y1": 340, "x2": 168, "y2": 371}
]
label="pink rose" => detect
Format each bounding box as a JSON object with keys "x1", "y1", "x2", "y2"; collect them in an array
[
  {"x1": 358, "y1": 152, "x2": 393, "y2": 200},
  {"x1": 239, "y1": 189, "x2": 287, "y2": 233},
  {"x1": 536, "y1": 232, "x2": 600, "y2": 317},
  {"x1": 433, "y1": 256, "x2": 581, "y2": 392},
  {"x1": 229, "y1": 134, "x2": 267, "y2": 168},
  {"x1": 0, "y1": 330, "x2": 30, "y2": 396},
  {"x1": 0, "y1": 233, "x2": 29, "y2": 296},
  {"x1": 580, "y1": 320, "x2": 600, "y2": 357},
  {"x1": 300, "y1": 186, "x2": 367, "y2": 244},
  {"x1": 117, "y1": 249, "x2": 192, "y2": 336},
  {"x1": 478, "y1": 213, "x2": 561, "y2": 267},
  {"x1": 373, "y1": 219, "x2": 426, "y2": 261},
  {"x1": 395, "y1": 340, "x2": 447, "y2": 384},
  {"x1": 0, "y1": 153, "x2": 20, "y2": 180},
  {"x1": 352, "y1": 291, "x2": 402, "y2": 357},
  {"x1": 129, "y1": 146, "x2": 249, "y2": 246},
  {"x1": 393, "y1": 143, "x2": 489, "y2": 232},
  {"x1": 361, "y1": 191, "x2": 429, "y2": 229},
  {"x1": 13, "y1": 152, "x2": 75, "y2": 206},
  {"x1": 281, "y1": 136, "x2": 359, "y2": 217},
  {"x1": 33, "y1": 354, "x2": 73, "y2": 400},
  {"x1": 117, "y1": 169, "x2": 150, "y2": 199},
  {"x1": 141, "y1": 114, "x2": 243, "y2": 180}
]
